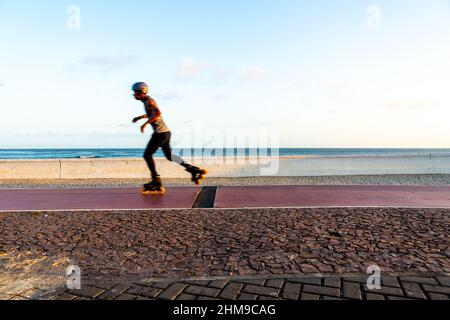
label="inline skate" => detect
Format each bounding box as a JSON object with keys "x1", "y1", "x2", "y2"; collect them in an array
[
  {"x1": 142, "y1": 176, "x2": 166, "y2": 195},
  {"x1": 185, "y1": 165, "x2": 208, "y2": 185}
]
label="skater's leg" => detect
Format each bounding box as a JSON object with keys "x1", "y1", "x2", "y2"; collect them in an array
[
  {"x1": 144, "y1": 134, "x2": 165, "y2": 179},
  {"x1": 160, "y1": 132, "x2": 207, "y2": 185},
  {"x1": 161, "y1": 132, "x2": 191, "y2": 167},
  {"x1": 160, "y1": 132, "x2": 174, "y2": 162}
]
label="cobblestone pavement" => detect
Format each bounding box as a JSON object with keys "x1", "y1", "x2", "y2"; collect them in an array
[
  {"x1": 1, "y1": 208, "x2": 449, "y2": 278},
  {"x1": 2, "y1": 275, "x2": 450, "y2": 300},
  {"x1": 1, "y1": 207, "x2": 449, "y2": 300}
]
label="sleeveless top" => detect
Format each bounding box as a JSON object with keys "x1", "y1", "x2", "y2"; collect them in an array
[{"x1": 143, "y1": 96, "x2": 170, "y2": 134}]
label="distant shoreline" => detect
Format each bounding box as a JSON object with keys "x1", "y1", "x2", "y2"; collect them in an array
[
  {"x1": 1, "y1": 148, "x2": 449, "y2": 160},
  {"x1": 0, "y1": 153, "x2": 448, "y2": 161}
]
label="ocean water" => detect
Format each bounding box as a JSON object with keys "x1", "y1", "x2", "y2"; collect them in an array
[{"x1": 0, "y1": 148, "x2": 449, "y2": 159}]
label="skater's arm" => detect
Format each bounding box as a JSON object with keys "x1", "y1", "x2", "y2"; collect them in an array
[{"x1": 132, "y1": 115, "x2": 148, "y2": 123}]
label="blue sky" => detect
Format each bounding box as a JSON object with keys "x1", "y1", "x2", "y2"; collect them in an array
[{"x1": 1, "y1": 0, "x2": 449, "y2": 148}]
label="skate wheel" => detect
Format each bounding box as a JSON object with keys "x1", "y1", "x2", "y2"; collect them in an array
[{"x1": 142, "y1": 188, "x2": 166, "y2": 195}]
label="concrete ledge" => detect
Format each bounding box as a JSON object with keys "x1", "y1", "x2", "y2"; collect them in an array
[
  {"x1": 1, "y1": 155, "x2": 450, "y2": 180},
  {"x1": 0, "y1": 160, "x2": 61, "y2": 179}
]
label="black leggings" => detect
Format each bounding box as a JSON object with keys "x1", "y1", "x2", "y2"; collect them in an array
[{"x1": 144, "y1": 131, "x2": 191, "y2": 179}]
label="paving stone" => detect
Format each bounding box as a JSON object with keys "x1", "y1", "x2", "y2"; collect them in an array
[
  {"x1": 322, "y1": 296, "x2": 346, "y2": 300},
  {"x1": 176, "y1": 293, "x2": 197, "y2": 300},
  {"x1": 208, "y1": 280, "x2": 228, "y2": 289},
  {"x1": 343, "y1": 281, "x2": 362, "y2": 300},
  {"x1": 399, "y1": 277, "x2": 438, "y2": 285},
  {"x1": 364, "y1": 286, "x2": 404, "y2": 297},
  {"x1": 281, "y1": 282, "x2": 301, "y2": 300},
  {"x1": 235, "y1": 279, "x2": 266, "y2": 286},
  {"x1": 386, "y1": 296, "x2": 413, "y2": 300},
  {"x1": 87, "y1": 281, "x2": 114, "y2": 290},
  {"x1": 381, "y1": 277, "x2": 400, "y2": 288},
  {"x1": 302, "y1": 285, "x2": 340, "y2": 297},
  {"x1": 427, "y1": 293, "x2": 449, "y2": 300},
  {"x1": 300, "y1": 293, "x2": 320, "y2": 300},
  {"x1": 126, "y1": 284, "x2": 161, "y2": 298},
  {"x1": 365, "y1": 293, "x2": 385, "y2": 300},
  {"x1": 258, "y1": 296, "x2": 279, "y2": 300},
  {"x1": 242, "y1": 285, "x2": 280, "y2": 298},
  {"x1": 36, "y1": 287, "x2": 67, "y2": 300},
  {"x1": 52, "y1": 293, "x2": 77, "y2": 300},
  {"x1": 422, "y1": 284, "x2": 450, "y2": 295},
  {"x1": 287, "y1": 277, "x2": 322, "y2": 285},
  {"x1": 151, "y1": 282, "x2": 173, "y2": 290},
  {"x1": 97, "y1": 284, "x2": 130, "y2": 300},
  {"x1": 265, "y1": 279, "x2": 285, "y2": 289},
  {"x1": 158, "y1": 283, "x2": 188, "y2": 300},
  {"x1": 184, "y1": 280, "x2": 210, "y2": 286},
  {"x1": 67, "y1": 286, "x2": 105, "y2": 299},
  {"x1": 401, "y1": 282, "x2": 426, "y2": 300},
  {"x1": 184, "y1": 285, "x2": 220, "y2": 298},
  {"x1": 219, "y1": 283, "x2": 244, "y2": 300},
  {"x1": 20, "y1": 289, "x2": 45, "y2": 299},
  {"x1": 237, "y1": 293, "x2": 257, "y2": 300},
  {"x1": 115, "y1": 293, "x2": 138, "y2": 300},
  {"x1": 197, "y1": 296, "x2": 221, "y2": 300},
  {"x1": 436, "y1": 277, "x2": 450, "y2": 287},
  {"x1": 323, "y1": 278, "x2": 341, "y2": 288},
  {"x1": 343, "y1": 276, "x2": 369, "y2": 284},
  {"x1": 135, "y1": 296, "x2": 153, "y2": 300}
]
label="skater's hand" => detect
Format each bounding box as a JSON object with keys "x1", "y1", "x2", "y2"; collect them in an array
[{"x1": 140, "y1": 123, "x2": 148, "y2": 133}]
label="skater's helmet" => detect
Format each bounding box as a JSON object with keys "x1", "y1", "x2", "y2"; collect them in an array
[{"x1": 132, "y1": 82, "x2": 149, "y2": 94}]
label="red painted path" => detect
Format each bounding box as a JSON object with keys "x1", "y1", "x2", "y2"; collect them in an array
[
  {"x1": 0, "y1": 187, "x2": 201, "y2": 211},
  {"x1": 0, "y1": 185, "x2": 449, "y2": 211},
  {"x1": 215, "y1": 185, "x2": 450, "y2": 208}
]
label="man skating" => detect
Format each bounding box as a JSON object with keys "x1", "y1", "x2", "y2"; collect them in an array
[{"x1": 131, "y1": 82, "x2": 207, "y2": 194}]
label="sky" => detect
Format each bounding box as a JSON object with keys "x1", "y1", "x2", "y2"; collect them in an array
[{"x1": 1, "y1": 0, "x2": 450, "y2": 148}]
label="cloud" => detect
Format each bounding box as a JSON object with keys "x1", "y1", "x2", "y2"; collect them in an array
[
  {"x1": 175, "y1": 59, "x2": 269, "y2": 84},
  {"x1": 239, "y1": 66, "x2": 268, "y2": 80},
  {"x1": 66, "y1": 54, "x2": 144, "y2": 74},
  {"x1": 178, "y1": 58, "x2": 208, "y2": 79},
  {"x1": 156, "y1": 91, "x2": 186, "y2": 102}
]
